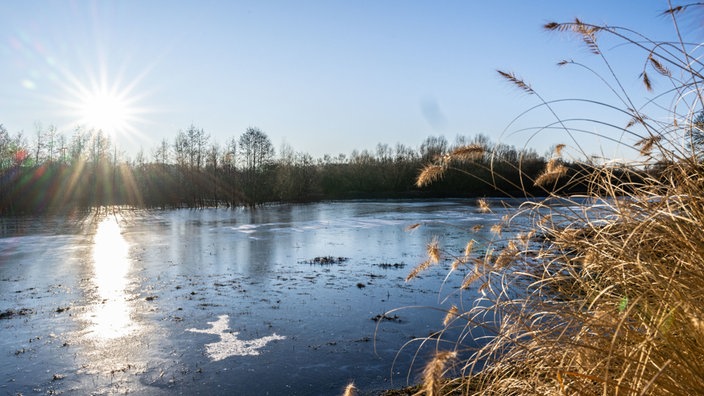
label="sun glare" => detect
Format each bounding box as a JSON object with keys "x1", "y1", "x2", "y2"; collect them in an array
[
  {"x1": 79, "y1": 91, "x2": 131, "y2": 135},
  {"x1": 88, "y1": 217, "x2": 135, "y2": 339},
  {"x1": 55, "y1": 60, "x2": 150, "y2": 143}
]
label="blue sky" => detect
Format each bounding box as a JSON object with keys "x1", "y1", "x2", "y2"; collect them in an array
[{"x1": 0, "y1": 1, "x2": 692, "y2": 161}]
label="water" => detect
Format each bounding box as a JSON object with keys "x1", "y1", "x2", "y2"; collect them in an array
[{"x1": 0, "y1": 199, "x2": 528, "y2": 395}]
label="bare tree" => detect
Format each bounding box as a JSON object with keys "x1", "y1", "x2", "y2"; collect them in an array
[
  {"x1": 45, "y1": 125, "x2": 57, "y2": 162},
  {"x1": 185, "y1": 124, "x2": 209, "y2": 171},
  {"x1": 69, "y1": 126, "x2": 88, "y2": 164},
  {"x1": 57, "y1": 133, "x2": 67, "y2": 164},
  {"x1": 173, "y1": 130, "x2": 188, "y2": 169},
  {"x1": 223, "y1": 136, "x2": 237, "y2": 170},
  {"x1": 153, "y1": 138, "x2": 170, "y2": 165},
  {"x1": 420, "y1": 135, "x2": 448, "y2": 162},
  {"x1": 33, "y1": 122, "x2": 45, "y2": 165},
  {"x1": 0, "y1": 124, "x2": 11, "y2": 169},
  {"x1": 206, "y1": 142, "x2": 220, "y2": 205},
  {"x1": 238, "y1": 127, "x2": 274, "y2": 173},
  {"x1": 238, "y1": 127, "x2": 274, "y2": 204}
]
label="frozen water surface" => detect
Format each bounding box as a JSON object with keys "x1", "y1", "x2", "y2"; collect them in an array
[{"x1": 0, "y1": 199, "x2": 531, "y2": 395}]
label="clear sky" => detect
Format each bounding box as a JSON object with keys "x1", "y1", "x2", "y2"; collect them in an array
[{"x1": 0, "y1": 1, "x2": 693, "y2": 162}]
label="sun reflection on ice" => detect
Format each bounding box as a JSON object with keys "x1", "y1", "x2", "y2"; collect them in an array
[{"x1": 87, "y1": 216, "x2": 135, "y2": 339}]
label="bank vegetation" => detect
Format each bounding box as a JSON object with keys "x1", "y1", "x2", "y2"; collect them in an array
[{"x1": 379, "y1": 3, "x2": 704, "y2": 396}]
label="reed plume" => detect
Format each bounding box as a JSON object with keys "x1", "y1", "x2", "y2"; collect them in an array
[
  {"x1": 449, "y1": 145, "x2": 484, "y2": 162},
  {"x1": 493, "y1": 241, "x2": 518, "y2": 269},
  {"x1": 406, "y1": 237, "x2": 441, "y2": 281},
  {"x1": 450, "y1": 258, "x2": 465, "y2": 271},
  {"x1": 417, "y1": 164, "x2": 447, "y2": 187},
  {"x1": 634, "y1": 134, "x2": 662, "y2": 156},
  {"x1": 406, "y1": 259, "x2": 433, "y2": 282},
  {"x1": 642, "y1": 70, "x2": 653, "y2": 91},
  {"x1": 463, "y1": 240, "x2": 475, "y2": 257},
  {"x1": 534, "y1": 158, "x2": 567, "y2": 186},
  {"x1": 426, "y1": 236, "x2": 440, "y2": 264},
  {"x1": 477, "y1": 198, "x2": 491, "y2": 214},
  {"x1": 460, "y1": 267, "x2": 484, "y2": 290},
  {"x1": 648, "y1": 54, "x2": 670, "y2": 77},
  {"x1": 497, "y1": 70, "x2": 534, "y2": 94},
  {"x1": 554, "y1": 143, "x2": 566, "y2": 156},
  {"x1": 443, "y1": 305, "x2": 458, "y2": 327},
  {"x1": 406, "y1": 223, "x2": 422, "y2": 231},
  {"x1": 544, "y1": 18, "x2": 602, "y2": 54},
  {"x1": 415, "y1": 351, "x2": 456, "y2": 396},
  {"x1": 342, "y1": 382, "x2": 356, "y2": 396}
]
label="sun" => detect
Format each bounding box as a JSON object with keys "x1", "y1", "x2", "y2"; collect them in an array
[
  {"x1": 77, "y1": 90, "x2": 132, "y2": 135},
  {"x1": 54, "y1": 63, "x2": 148, "y2": 141}
]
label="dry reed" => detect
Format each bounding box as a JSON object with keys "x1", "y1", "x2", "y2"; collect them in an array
[
  {"x1": 443, "y1": 306, "x2": 459, "y2": 327},
  {"x1": 406, "y1": 237, "x2": 442, "y2": 281},
  {"x1": 406, "y1": 223, "x2": 422, "y2": 231},
  {"x1": 554, "y1": 143, "x2": 566, "y2": 156},
  {"x1": 477, "y1": 199, "x2": 491, "y2": 213},
  {"x1": 395, "y1": 4, "x2": 704, "y2": 396},
  {"x1": 414, "y1": 351, "x2": 457, "y2": 396},
  {"x1": 417, "y1": 164, "x2": 447, "y2": 188},
  {"x1": 497, "y1": 70, "x2": 534, "y2": 94},
  {"x1": 534, "y1": 158, "x2": 567, "y2": 186},
  {"x1": 449, "y1": 145, "x2": 484, "y2": 162},
  {"x1": 342, "y1": 382, "x2": 356, "y2": 396}
]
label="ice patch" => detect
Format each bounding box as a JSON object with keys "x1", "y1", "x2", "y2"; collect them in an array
[
  {"x1": 227, "y1": 224, "x2": 258, "y2": 234},
  {"x1": 187, "y1": 315, "x2": 285, "y2": 361}
]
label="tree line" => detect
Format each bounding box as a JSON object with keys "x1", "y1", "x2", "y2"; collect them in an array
[{"x1": 0, "y1": 122, "x2": 578, "y2": 215}]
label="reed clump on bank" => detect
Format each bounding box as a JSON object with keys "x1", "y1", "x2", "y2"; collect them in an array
[{"x1": 385, "y1": 4, "x2": 704, "y2": 395}]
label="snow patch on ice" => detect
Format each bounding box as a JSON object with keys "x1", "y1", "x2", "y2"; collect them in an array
[{"x1": 187, "y1": 315, "x2": 285, "y2": 361}]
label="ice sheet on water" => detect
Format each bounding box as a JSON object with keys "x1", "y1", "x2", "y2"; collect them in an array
[
  {"x1": 0, "y1": 234, "x2": 83, "y2": 257},
  {"x1": 0, "y1": 200, "x2": 529, "y2": 395},
  {"x1": 228, "y1": 224, "x2": 258, "y2": 233}
]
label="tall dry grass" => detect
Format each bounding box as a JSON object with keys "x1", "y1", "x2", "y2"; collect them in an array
[{"x1": 396, "y1": 3, "x2": 704, "y2": 396}]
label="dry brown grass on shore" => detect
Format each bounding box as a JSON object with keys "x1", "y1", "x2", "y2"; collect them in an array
[
  {"x1": 399, "y1": 165, "x2": 704, "y2": 395},
  {"x1": 367, "y1": 4, "x2": 704, "y2": 396}
]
